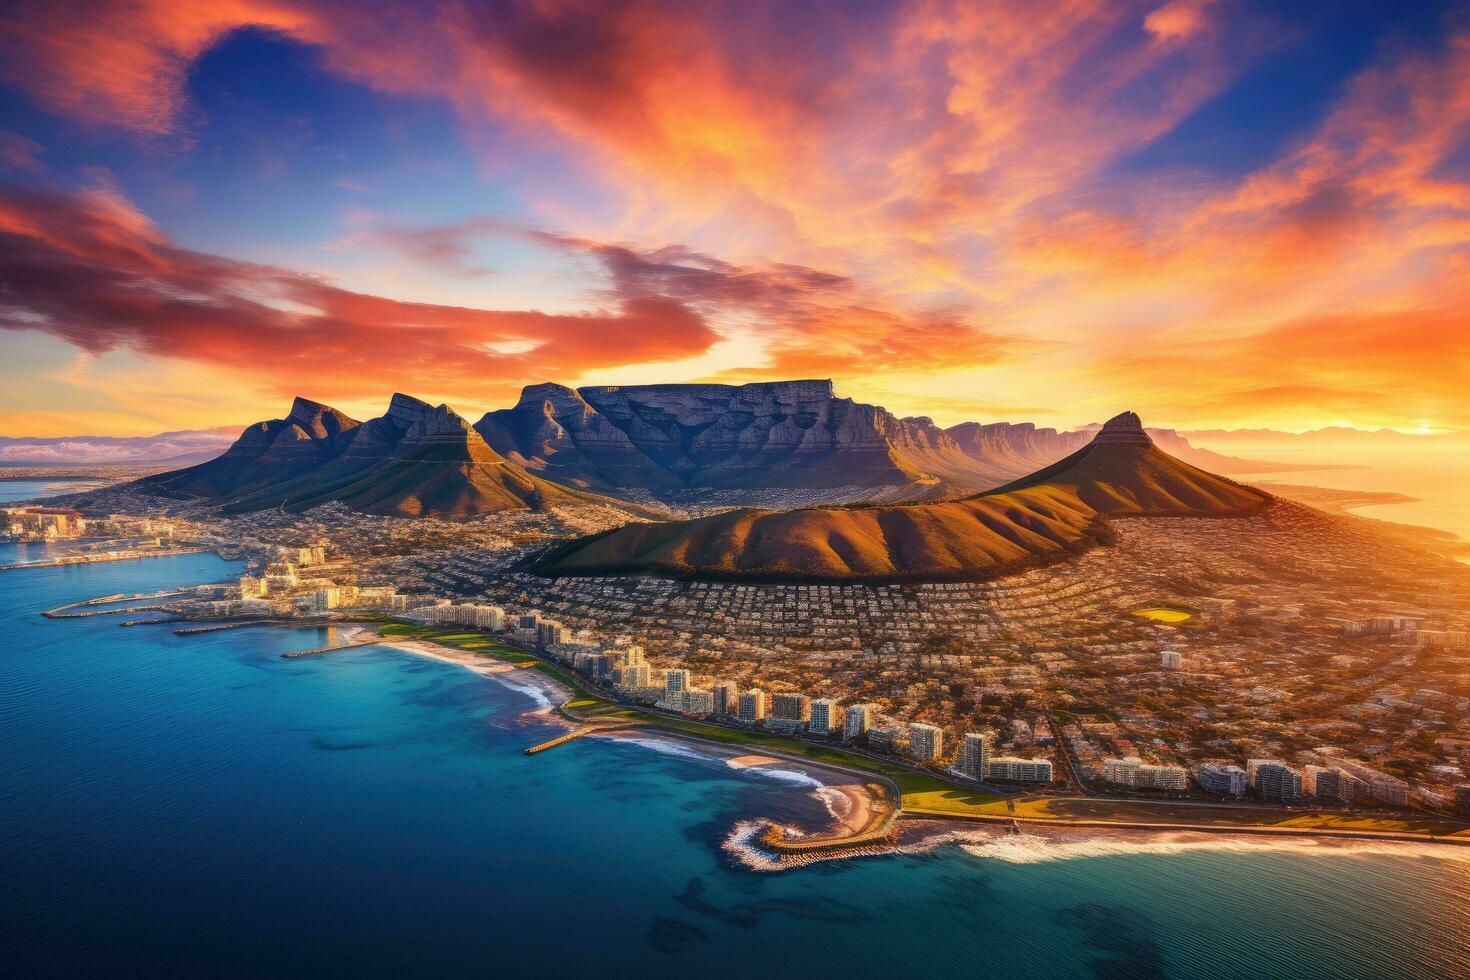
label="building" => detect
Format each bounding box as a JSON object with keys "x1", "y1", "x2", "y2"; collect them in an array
[
  {"x1": 1136, "y1": 764, "x2": 1189, "y2": 791},
  {"x1": 712, "y1": 681, "x2": 739, "y2": 716},
  {"x1": 683, "y1": 689, "x2": 714, "y2": 715},
  {"x1": 1456, "y1": 785, "x2": 1470, "y2": 817},
  {"x1": 665, "y1": 669, "x2": 691, "y2": 694},
  {"x1": 1197, "y1": 763, "x2": 1246, "y2": 797},
  {"x1": 809, "y1": 698, "x2": 841, "y2": 735},
  {"x1": 907, "y1": 723, "x2": 944, "y2": 762},
  {"x1": 239, "y1": 575, "x2": 267, "y2": 599},
  {"x1": 1101, "y1": 756, "x2": 1142, "y2": 786},
  {"x1": 1160, "y1": 650, "x2": 1183, "y2": 670},
  {"x1": 738, "y1": 689, "x2": 766, "y2": 723},
  {"x1": 1319, "y1": 755, "x2": 1410, "y2": 807},
  {"x1": 515, "y1": 611, "x2": 541, "y2": 643},
  {"x1": 770, "y1": 692, "x2": 811, "y2": 723},
  {"x1": 843, "y1": 703, "x2": 872, "y2": 741},
  {"x1": 866, "y1": 724, "x2": 907, "y2": 754},
  {"x1": 311, "y1": 587, "x2": 340, "y2": 612},
  {"x1": 614, "y1": 663, "x2": 650, "y2": 689},
  {"x1": 474, "y1": 605, "x2": 504, "y2": 631},
  {"x1": 987, "y1": 757, "x2": 1053, "y2": 782},
  {"x1": 1418, "y1": 630, "x2": 1470, "y2": 650},
  {"x1": 1248, "y1": 760, "x2": 1302, "y2": 802},
  {"x1": 1303, "y1": 766, "x2": 1361, "y2": 803},
  {"x1": 536, "y1": 621, "x2": 565, "y2": 647},
  {"x1": 959, "y1": 732, "x2": 991, "y2": 781}
]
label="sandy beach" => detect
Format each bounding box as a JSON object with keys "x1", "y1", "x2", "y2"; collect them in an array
[{"x1": 370, "y1": 634, "x2": 576, "y2": 717}]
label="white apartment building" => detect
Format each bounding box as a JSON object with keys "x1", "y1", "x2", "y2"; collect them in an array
[
  {"x1": 988, "y1": 757, "x2": 1053, "y2": 782},
  {"x1": 908, "y1": 723, "x2": 944, "y2": 762}
]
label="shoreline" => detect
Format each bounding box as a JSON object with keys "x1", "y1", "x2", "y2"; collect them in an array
[
  {"x1": 366, "y1": 630, "x2": 893, "y2": 851},
  {"x1": 383, "y1": 630, "x2": 1470, "y2": 863}
]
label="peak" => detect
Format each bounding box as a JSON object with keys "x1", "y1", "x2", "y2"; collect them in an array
[
  {"x1": 1092, "y1": 411, "x2": 1153, "y2": 446},
  {"x1": 287, "y1": 397, "x2": 331, "y2": 423},
  {"x1": 521, "y1": 381, "x2": 578, "y2": 398},
  {"x1": 518, "y1": 381, "x2": 586, "y2": 408},
  {"x1": 385, "y1": 392, "x2": 436, "y2": 425}
]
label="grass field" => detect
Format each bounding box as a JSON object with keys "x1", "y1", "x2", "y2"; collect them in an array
[{"x1": 903, "y1": 793, "x2": 1470, "y2": 838}]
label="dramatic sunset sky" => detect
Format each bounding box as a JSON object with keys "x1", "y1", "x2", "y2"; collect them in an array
[{"x1": 0, "y1": 0, "x2": 1467, "y2": 436}]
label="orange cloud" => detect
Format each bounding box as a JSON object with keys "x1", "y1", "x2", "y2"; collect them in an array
[{"x1": 0, "y1": 183, "x2": 720, "y2": 404}]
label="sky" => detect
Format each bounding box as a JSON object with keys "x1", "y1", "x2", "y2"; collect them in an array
[{"x1": 0, "y1": 0, "x2": 1467, "y2": 437}]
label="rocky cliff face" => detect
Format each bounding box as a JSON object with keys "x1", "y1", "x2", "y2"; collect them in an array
[{"x1": 477, "y1": 379, "x2": 999, "y2": 499}]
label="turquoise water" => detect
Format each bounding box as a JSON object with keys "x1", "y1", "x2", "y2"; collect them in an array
[{"x1": 3, "y1": 552, "x2": 1468, "y2": 978}]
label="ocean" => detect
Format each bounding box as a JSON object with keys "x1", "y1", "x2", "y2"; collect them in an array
[{"x1": 2, "y1": 548, "x2": 1468, "y2": 978}]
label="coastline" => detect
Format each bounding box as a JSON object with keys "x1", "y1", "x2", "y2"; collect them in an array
[
  {"x1": 365, "y1": 629, "x2": 893, "y2": 854},
  {"x1": 377, "y1": 629, "x2": 1470, "y2": 865}
]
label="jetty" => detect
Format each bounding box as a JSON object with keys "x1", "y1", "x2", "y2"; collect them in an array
[
  {"x1": 44, "y1": 590, "x2": 192, "y2": 619},
  {"x1": 524, "y1": 723, "x2": 627, "y2": 755},
  {"x1": 281, "y1": 637, "x2": 383, "y2": 659}
]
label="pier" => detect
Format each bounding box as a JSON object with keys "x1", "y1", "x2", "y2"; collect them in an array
[
  {"x1": 280, "y1": 638, "x2": 383, "y2": 659},
  {"x1": 44, "y1": 590, "x2": 193, "y2": 619},
  {"x1": 524, "y1": 724, "x2": 626, "y2": 755}
]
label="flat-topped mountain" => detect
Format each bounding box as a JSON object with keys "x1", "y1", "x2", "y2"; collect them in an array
[
  {"x1": 137, "y1": 394, "x2": 613, "y2": 517},
  {"x1": 475, "y1": 379, "x2": 990, "y2": 499},
  {"x1": 477, "y1": 380, "x2": 1280, "y2": 503},
  {"x1": 531, "y1": 412, "x2": 1272, "y2": 582}
]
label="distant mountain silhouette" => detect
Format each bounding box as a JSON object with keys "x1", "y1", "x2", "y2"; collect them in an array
[
  {"x1": 531, "y1": 412, "x2": 1272, "y2": 582},
  {"x1": 137, "y1": 394, "x2": 618, "y2": 517}
]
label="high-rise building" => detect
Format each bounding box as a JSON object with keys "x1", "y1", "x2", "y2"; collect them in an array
[
  {"x1": 738, "y1": 689, "x2": 766, "y2": 723},
  {"x1": 843, "y1": 704, "x2": 872, "y2": 741},
  {"x1": 1197, "y1": 763, "x2": 1246, "y2": 797},
  {"x1": 239, "y1": 575, "x2": 267, "y2": 599},
  {"x1": 683, "y1": 689, "x2": 714, "y2": 715},
  {"x1": 809, "y1": 699, "x2": 841, "y2": 735},
  {"x1": 712, "y1": 681, "x2": 739, "y2": 716},
  {"x1": 771, "y1": 693, "x2": 811, "y2": 723},
  {"x1": 474, "y1": 605, "x2": 504, "y2": 631},
  {"x1": 1160, "y1": 650, "x2": 1183, "y2": 670},
  {"x1": 1248, "y1": 760, "x2": 1302, "y2": 802},
  {"x1": 537, "y1": 621, "x2": 565, "y2": 647},
  {"x1": 614, "y1": 663, "x2": 650, "y2": 689},
  {"x1": 665, "y1": 669, "x2": 691, "y2": 694},
  {"x1": 959, "y1": 732, "x2": 991, "y2": 781},
  {"x1": 908, "y1": 723, "x2": 944, "y2": 762}
]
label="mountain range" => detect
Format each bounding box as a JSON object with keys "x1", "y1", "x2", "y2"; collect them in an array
[
  {"x1": 531, "y1": 412, "x2": 1272, "y2": 583},
  {"x1": 475, "y1": 379, "x2": 1287, "y2": 501},
  {"x1": 136, "y1": 394, "x2": 612, "y2": 517},
  {"x1": 106, "y1": 381, "x2": 1292, "y2": 522}
]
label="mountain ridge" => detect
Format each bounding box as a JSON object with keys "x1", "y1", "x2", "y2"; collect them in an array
[
  {"x1": 530, "y1": 412, "x2": 1273, "y2": 583},
  {"x1": 132, "y1": 394, "x2": 623, "y2": 518},
  {"x1": 478, "y1": 379, "x2": 1287, "y2": 502}
]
